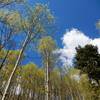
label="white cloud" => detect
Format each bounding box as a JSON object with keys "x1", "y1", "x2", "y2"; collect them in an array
[
  {"x1": 90, "y1": 38, "x2": 100, "y2": 53},
  {"x1": 56, "y1": 28, "x2": 100, "y2": 66}
]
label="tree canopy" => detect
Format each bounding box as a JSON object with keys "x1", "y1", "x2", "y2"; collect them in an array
[
  {"x1": 75, "y1": 44, "x2": 100, "y2": 84},
  {"x1": 0, "y1": 0, "x2": 100, "y2": 100}
]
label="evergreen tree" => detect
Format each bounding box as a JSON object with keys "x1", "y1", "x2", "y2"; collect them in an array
[{"x1": 75, "y1": 44, "x2": 100, "y2": 84}]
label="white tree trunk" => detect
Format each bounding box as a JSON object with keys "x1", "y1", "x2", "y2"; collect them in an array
[
  {"x1": 45, "y1": 57, "x2": 49, "y2": 100},
  {"x1": 2, "y1": 33, "x2": 30, "y2": 100}
]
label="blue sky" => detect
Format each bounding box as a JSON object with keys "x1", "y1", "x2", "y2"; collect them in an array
[
  {"x1": 29, "y1": 0, "x2": 100, "y2": 38},
  {"x1": 1, "y1": 0, "x2": 100, "y2": 66},
  {"x1": 21, "y1": 0, "x2": 100, "y2": 66},
  {"x1": 28, "y1": 0, "x2": 100, "y2": 64}
]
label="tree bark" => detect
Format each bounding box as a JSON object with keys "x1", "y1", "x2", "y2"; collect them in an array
[
  {"x1": 45, "y1": 56, "x2": 49, "y2": 100},
  {"x1": 1, "y1": 32, "x2": 31, "y2": 100}
]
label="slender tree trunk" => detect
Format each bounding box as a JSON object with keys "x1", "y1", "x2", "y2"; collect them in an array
[
  {"x1": 1, "y1": 32, "x2": 31, "y2": 100},
  {"x1": 0, "y1": 49, "x2": 10, "y2": 70},
  {"x1": 45, "y1": 57, "x2": 49, "y2": 100}
]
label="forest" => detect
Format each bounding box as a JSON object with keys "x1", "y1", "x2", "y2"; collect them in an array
[{"x1": 0, "y1": 0, "x2": 100, "y2": 100}]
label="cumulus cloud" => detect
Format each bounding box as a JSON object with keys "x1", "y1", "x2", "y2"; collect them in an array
[{"x1": 56, "y1": 28, "x2": 100, "y2": 66}]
